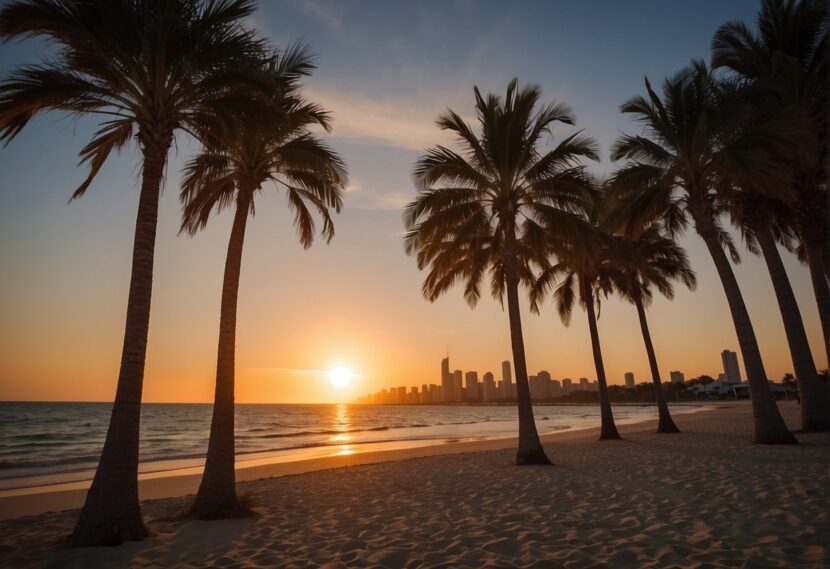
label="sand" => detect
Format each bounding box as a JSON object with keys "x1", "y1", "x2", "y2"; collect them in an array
[{"x1": 0, "y1": 401, "x2": 826, "y2": 568}]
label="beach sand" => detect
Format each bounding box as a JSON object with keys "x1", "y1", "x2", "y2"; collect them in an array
[{"x1": 0, "y1": 401, "x2": 826, "y2": 568}]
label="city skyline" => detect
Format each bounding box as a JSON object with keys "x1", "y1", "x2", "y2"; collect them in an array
[{"x1": 354, "y1": 349, "x2": 769, "y2": 404}]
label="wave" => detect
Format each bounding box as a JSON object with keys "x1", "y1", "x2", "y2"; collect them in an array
[{"x1": 0, "y1": 454, "x2": 101, "y2": 470}]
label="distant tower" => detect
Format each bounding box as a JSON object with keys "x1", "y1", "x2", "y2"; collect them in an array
[
  {"x1": 579, "y1": 377, "x2": 590, "y2": 391},
  {"x1": 465, "y1": 371, "x2": 479, "y2": 401},
  {"x1": 721, "y1": 350, "x2": 741, "y2": 383},
  {"x1": 501, "y1": 360, "x2": 512, "y2": 397},
  {"x1": 441, "y1": 356, "x2": 453, "y2": 402},
  {"x1": 624, "y1": 372, "x2": 635, "y2": 390},
  {"x1": 482, "y1": 372, "x2": 495, "y2": 402},
  {"x1": 669, "y1": 371, "x2": 685, "y2": 384},
  {"x1": 453, "y1": 370, "x2": 463, "y2": 401}
]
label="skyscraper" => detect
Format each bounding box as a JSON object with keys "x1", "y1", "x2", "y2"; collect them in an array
[
  {"x1": 501, "y1": 360, "x2": 512, "y2": 398},
  {"x1": 453, "y1": 370, "x2": 463, "y2": 401},
  {"x1": 465, "y1": 371, "x2": 479, "y2": 401},
  {"x1": 579, "y1": 377, "x2": 590, "y2": 391},
  {"x1": 482, "y1": 372, "x2": 495, "y2": 402},
  {"x1": 441, "y1": 356, "x2": 453, "y2": 402},
  {"x1": 721, "y1": 350, "x2": 741, "y2": 383},
  {"x1": 562, "y1": 378, "x2": 572, "y2": 394},
  {"x1": 624, "y1": 372, "x2": 635, "y2": 390},
  {"x1": 669, "y1": 371, "x2": 685, "y2": 384}
]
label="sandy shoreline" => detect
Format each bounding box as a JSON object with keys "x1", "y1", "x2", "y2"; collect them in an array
[
  {"x1": 0, "y1": 401, "x2": 827, "y2": 568},
  {"x1": 0, "y1": 404, "x2": 710, "y2": 519}
]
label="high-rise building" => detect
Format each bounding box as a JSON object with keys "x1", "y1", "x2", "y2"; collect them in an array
[
  {"x1": 501, "y1": 360, "x2": 512, "y2": 398},
  {"x1": 624, "y1": 372, "x2": 635, "y2": 390},
  {"x1": 550, "y1": 379, "x2": 562, "y2": 397},
  {"x1": 721, "y1": 350, "x2": 741, "y2": 383},
  {"x1": 482, "y1": 372, "x2": 495, "y2": 402},
  {"x1": 441, "y1": 356, "x2": 453, "y2": 402},
  {"x1": 562, "y1": 378, "x2": 573, "y2": 394},
  {"x1": 540, "y1": 370, "x2": 552, "y2": 399},
  {"x1": 579, "y1": 377, "x2": 590, "y2": 391},
  {"x1": 669, "y1": 371, "x2": 685, "y2": 384},
  {"x1": 453, "y1": 370, "x2": 463, "y2": 401},
  {"x1": 429, "y1": 384, "x2": 439, "y2": 403},
  {"x1": 465, "y1": 371, "x2": 479, "y2": 401}
]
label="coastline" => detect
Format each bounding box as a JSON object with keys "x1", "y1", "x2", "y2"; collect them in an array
[
  {"x1": 1, "y1": 400, "x2": 825, "y2": 569},
  {"x1": 0, "y1": 402, "x2": 715, "y2": 520}
]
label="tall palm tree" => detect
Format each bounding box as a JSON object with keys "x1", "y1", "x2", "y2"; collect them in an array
[
  {"x1": 531, "y1": 220, "x2": 622, "y2": 441},
  {"x1": 711, "y1": 0, "x2": 828, "y2": 365},
  {"x1": 0, "y1": 0, "x2": 266, "y2": 545},
  {"x1": 180, "y1": 46, "x2": 346, "y2": 519},
  {"x1": 725, "y1": 190, "x2": 828, "y2": 430},
  {"x1": 610, "y1": 63, "x2": 799, "y2": 444},
  {"x1": 404, "y1": 79, "x2": 599, "y2": 465},
  {"x1": 607, "y1": 224, "x2": 697, "y2": 434}
]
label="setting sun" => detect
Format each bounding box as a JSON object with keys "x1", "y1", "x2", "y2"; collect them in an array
[{"x1": 329, "y1": 365, "x2": 354, "y2": 389}]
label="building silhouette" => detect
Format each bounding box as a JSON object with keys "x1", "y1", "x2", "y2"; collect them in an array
[
  {"x1": 721, "y1": 350, "x2": 741, "y2": 383},
  {"x1": 441, "y1": 356, "x2": 453, "y2": 402},
  {"x1": 624, "y1": 372, "x2": 635, "y2": 390},
  {"x1": 669, "y1": 371, "x2": 684, "y2": 384}
]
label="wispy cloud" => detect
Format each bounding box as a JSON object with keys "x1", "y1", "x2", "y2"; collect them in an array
[
  {"x1": 248, "y1": 366, "x2": 366, "y2": 379},
  {"x1": 249, "y1": 367, "x2": 328, "y2": 376},
  {"x1": 300, "y1": 0, "x2": 343, "y2": 30},
  {"x1": 308, "y1": 87, "x2": 461, "y2": 151},
  {"x1": 344, "y1": 182, "x2": 413, "y2": 211}
]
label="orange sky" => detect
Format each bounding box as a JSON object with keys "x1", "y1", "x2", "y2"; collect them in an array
[{"x1": 0, "y1": 0, "x2": 825, "y2": 404}]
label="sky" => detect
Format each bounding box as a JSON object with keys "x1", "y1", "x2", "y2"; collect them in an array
[{"x1": 0, "y1": 0, "x2": 825, "y2": 404}]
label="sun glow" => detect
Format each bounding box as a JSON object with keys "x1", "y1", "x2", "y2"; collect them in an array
[{"x1": 329, "y1": 365, "x2": 354, "y2": 389}]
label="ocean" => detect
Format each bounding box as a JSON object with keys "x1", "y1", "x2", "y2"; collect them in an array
[{"x1": 0, "y1": 401, "x2": 700, "y2": 490}]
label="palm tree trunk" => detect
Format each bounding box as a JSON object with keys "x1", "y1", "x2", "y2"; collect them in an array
[
  {"x1": 583, "y1": 279, "x2": 621, "y2": 440},
  {"x1": 506, "y1": 277, "x2": 550, "y2": 464},
  {"x1": 503, "y1": 226, "x2": 550, "y2": 465},
  {"x1": 70, "y1": 138, "x2": 171, "y2": 546},
  {"x1": 634, "y1": 296, "x2": 679, "y2": 433},
  {"x1": 756, "y1": 228, "x2": 828, "y2": 431},
  {"x1": 803, "y1": 240, "x2": 830, "y2": 365},
  {"x1": 694, "y1": 218, "x2": 796, "y2": 444},
  {"x1": 192, "y1": 193, "x2": 251, "y2": 518}
]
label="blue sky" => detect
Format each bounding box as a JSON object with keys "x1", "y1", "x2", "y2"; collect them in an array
[{"x1": 1, "y1": 0, "x2": 825, "y2": 402}]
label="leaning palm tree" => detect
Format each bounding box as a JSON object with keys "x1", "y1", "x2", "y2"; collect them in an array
[
  {"x1": 607, "y1": 223, "x2": 697, "y2": 434},
  {"x1": 404, "y1": 79, "x2": 599, "y2": 464},
  {"x1": 0, "y1": 0, "x2": 267, "y2": 545},
  {"x1": 610, "y1": 63, "x2": 798, "y2": 444},
  {"x1": 711, "y1": 0, "x2": 828, "y2": 364},
  {"x1": 531, "y1": 219, "x2": 622, "y2": 440},
  {"x1": 180, "y1": 46, "x2": 346, "y2": 519},
  {"x1": 724, "y1": 189, "x2": 828, "y2": 430}
]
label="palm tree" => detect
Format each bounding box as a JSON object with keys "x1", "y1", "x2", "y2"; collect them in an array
[
  {"x1": 404, "y1": 79, "x2": 599, "y2": 464},
  {"x1": 711, "y1": 0, "x2": 828, "y2": 363},
  {"x1": 608, "y1": 224, "x2": 697, "y2": 433},
  {"x1": 725, "y1": 190, "x2": 828, "y2": 430},
  {"x1": 530, "y1": 220, "x2": 622, "y2": 440},
  {"x1": 180, "y1": 46, "x2": 346, "y2": 519},
  {"x1": 610, "y1": 63, "x2": 798, "y2": 444},
  {"x1": 0, "y1": 0, "x2": 266, "y2": 545}
]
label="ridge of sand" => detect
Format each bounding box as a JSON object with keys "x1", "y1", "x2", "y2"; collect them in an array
[{"x1": 0, "y1": 401, "x2": 826, "y2": 568}]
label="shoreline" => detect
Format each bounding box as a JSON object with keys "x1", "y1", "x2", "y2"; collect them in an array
[
  {"x1": 0, "y1": 403, "x2": 719, "y2": 520},
  {"x1": 0, "y1": 401, "x2": 825, "y2": 569}
]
